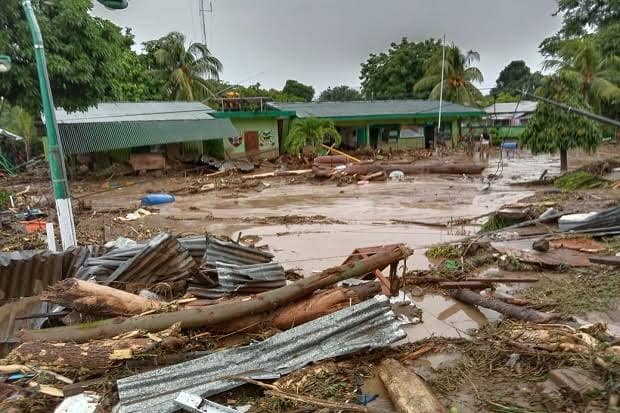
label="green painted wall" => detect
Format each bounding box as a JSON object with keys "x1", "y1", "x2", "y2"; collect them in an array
[{"x1": 223, "y1": 118, "x2": 279, "y2": 159}]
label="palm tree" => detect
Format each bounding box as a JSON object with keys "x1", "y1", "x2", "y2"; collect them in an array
[
  {"x1": 152, "y1": 32, "x2": 222, "y2": 101},
  {"x1": 285, "y1": 118, "x2": 342, "y2": 154},
  {"x1": 413, "y1": 45, "x2": 484, "y2": 106},
  {"x1": 544, "y1": 37, "x2": 620, "y2": 112}
]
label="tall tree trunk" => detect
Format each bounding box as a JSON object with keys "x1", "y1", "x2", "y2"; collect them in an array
[
  {"x1": 560, "y1": 149, "x2": 568, "y2": 172},
  {"x1": 19, "y1": 245, "x2": 411, "y2": 343}
]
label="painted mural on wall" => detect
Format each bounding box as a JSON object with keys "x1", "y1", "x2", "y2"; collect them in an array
[{"x1": 259, "y1": 130, "x2": 276, "y2": 146}]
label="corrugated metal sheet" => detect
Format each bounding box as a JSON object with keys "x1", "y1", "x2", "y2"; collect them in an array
[
  {"x1": 76, "y1": 245, "x2": 144, "y2": 281},
  {"x1": 0, "y1": 247, "x2": 91, "y2": 301},
  {"x1": 117, "y1": 296, "x2": 405, "y2": 413},
  {"x1": 179, "y1": 235, "x2": 207, "y2": 260},
  {"x1": 104, "y1": 233, "x2": 197, "y2": 285},
  {"x1": 0, "y1": 247, "x2": 94, "y2": 352},
  {"x1": 484, "y1": 101, "x2": 538, "y2": 115},
  {"x1": 269, "y1": 100, "x2": 485, "y2": 119},
  {"x1": 569, "y1": 206, "x2": 620, "y2": 232},
  {"x1": 194, "y1": 262, "x2": 285, "y2": 298},
  {"x1": 58, "y1": 118, "x2": 237, "y2": 155},
  {"x1": 56, "y1": 102, "x2": 216, "y2": 123},
  {"x1": 203, "y1": 236, "x2": 273, "y2": 267}
]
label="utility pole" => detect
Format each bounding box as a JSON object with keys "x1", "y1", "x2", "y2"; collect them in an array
[
  {"x1": 199, "y1": 0, "x2": 213, "y2": 45},
  {"x1": 436, "y1": 34, "x2": 446, "y2": 150},
  {"x1": 22, "y1": 0, "x2": 76, "y2": 249}
]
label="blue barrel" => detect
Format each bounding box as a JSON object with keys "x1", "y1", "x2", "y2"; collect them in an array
[{"x1": 141, "y1": 193, "x2": 175, "y2": 206}]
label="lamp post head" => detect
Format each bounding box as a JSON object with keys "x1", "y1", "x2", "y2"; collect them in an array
[
  {"x1": 0, "y1": 55, "x2": 11, "y2": 73},
  {"x1": 96, "y1": 0, "x2": 128, "y2": 9}
]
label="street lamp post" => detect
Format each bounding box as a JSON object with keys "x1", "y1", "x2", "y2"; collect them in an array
[
  {"x1": 18, "y1": 0, "x2": 128, "y2": 249},
  {"x1": 21, "y1": 0, "x2": 76, "y2": 249}
]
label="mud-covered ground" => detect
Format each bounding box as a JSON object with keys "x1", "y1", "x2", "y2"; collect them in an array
[{"x1": 2, "y1": 146, "x2": 620, "y2": 412}]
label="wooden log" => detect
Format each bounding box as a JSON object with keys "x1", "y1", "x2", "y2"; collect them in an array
[
  {"x1": 411, "y1": 277, "x2": 539, "y2": 285},
  {"x1": 240, "y1": 169, "x2": 313, "y2": 180},
  {"x1": 377, "y1": 358, "x2": 445, "y2": 413},
  {"x1": 41, "y1": 279, "x2": 162, "y2": 317},
  {"x1": 321, "y1": 144, "x2": 361, "y2": 162},
  {"x1": 19, "y1": 245, "x2": 411, "y2": 343},
  {"x1": 340, "y1": 161, "x2": 485, "y2": 176},
  {"x1": 7, "y1": 338, "x2": 159, "y2": 370},
  {"x1": 450, "y1": 289, "x2": 557, "y2": 323},
  {"x1": 438, "y1": 281, "x2": 491, "y2": 289},
  {"x1": 208, "y1": 283, "x2": 382, "y2": 334},
  {"x1": 589, "y1": 256, "x2": 620, "y2": 266}
]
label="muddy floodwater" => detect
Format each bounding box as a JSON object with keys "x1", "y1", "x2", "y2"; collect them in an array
[{"x1": 88, "y1": 172, "x2": 535, "y2": 273}]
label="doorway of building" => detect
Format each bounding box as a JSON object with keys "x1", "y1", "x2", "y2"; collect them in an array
[
  {"x1": 244, "y1": 131, "x2": 259, "y2": 153},
  {"x1": 424, "y1": 124, "x2": 435, "y2": 149}
]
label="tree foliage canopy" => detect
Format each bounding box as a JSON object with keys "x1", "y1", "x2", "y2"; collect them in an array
[
  {"x1": 285, "y1": 118, "x2": 341, "y2": 154},
  {"x1": 360, "y1": 38, "x2": 441, "y2": 100},
  {"x1": 413, "y1": 45, "x2": 484, "y2": 106},
  {"x1": 319, "y1": 86, "x2": 362, "y2": 102},
  {"x1": 282, "y1": 80, "x2": 314, "y2": 102},
  {"x1": 544, "y1": 37, "x2": 620, "y2": 112},
  {"x1": 521, "y1": 74, "x2": 602, "y2": 157},
  {"x1": 145, "y1": 32, "x2": 222, "y2": 101},
  {"x1": 492, "y1": 60, "x2": 543, "y2": 96},
  {"x1": 0, "y1": 0, "x2": 134, "y2": 113}
]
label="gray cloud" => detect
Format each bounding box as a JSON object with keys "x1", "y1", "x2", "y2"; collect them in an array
[{"x1": 93, "y1": 0, "x2": 562, "y2": 95}]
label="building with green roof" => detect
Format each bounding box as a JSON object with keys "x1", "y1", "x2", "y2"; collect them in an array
[{"x1": 268, "y1": 100, "x2": 486, "y2": 150}]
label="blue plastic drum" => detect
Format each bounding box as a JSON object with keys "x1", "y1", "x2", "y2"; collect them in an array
[{"x1": 141, "y1": 193, "x2": 175, "y2": 206}]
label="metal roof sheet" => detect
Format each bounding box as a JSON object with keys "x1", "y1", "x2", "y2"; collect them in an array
[
  {"x1": 484, "y1": 101, "x2": 538, "y2": 115},
  {"x1": 57, "y1": 118, "x2": 237, "y2": 155},
  {"x1": 117, "y1": 296, "x2": 405, "y2": 413},
  {"x1": 203, "y1": 237, "x2": 274, "y2": 267},
  {"x1": 103, "y1": 233, "x2": 197, "y2": 285},
  {"x1": 56, "y1": 102, "x2": 216, "y2": 123},
  {"x1": 195, "y1": 262, "x2": 286, "y2": 298},
  {"x1": 269, "y1": 100, "x2": 485, "y2": 119}
]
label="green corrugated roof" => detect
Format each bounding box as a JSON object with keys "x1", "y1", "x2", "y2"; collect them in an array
[
  {"x1": 268, "y1": 100, "x2": 485, "y2": 120},
  {"x1": 55, "y1": 102, "x2": 237, "y2": 154},
  {"x1": 56, "y1": 102, "x2": 215, "y2": 123}
]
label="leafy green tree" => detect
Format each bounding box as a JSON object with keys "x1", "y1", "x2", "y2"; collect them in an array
[
  {"x1": 148, "y1": 32, "x2": 222, "y2": 101},
  {"x1": 544, "y1": 37, "x2": 620, "y2": 112},
  {"x1": 521, "y1": 74, "x2": 602, "y2": 171},
  {"x1": 112, "y1": 40, "x2": 166, "y2": 101},
  {"x1": 413, "y1": 45, "x2": 484, "y2": 106},
  {"x1": 282, "y1": 80, "x2": 314, "y2": 102},
  {"x1": 319, "y1": 86, "x2": 362, "y2": 102},
  {"x1": 0, "y1": 0, "x2": 135, "y2": 113},
  {"x1": 492, "y1": 60, "x2": 543, "y2": 96},
  {"x1": 360, "y1": 38, "x2": 441, "y2": 99},
  {"x1": 8, "y1": 106, "x2": 36, "y2": 161},
  {"x1": 285, "y1": 118, "x2": 341, "y2": 154}
]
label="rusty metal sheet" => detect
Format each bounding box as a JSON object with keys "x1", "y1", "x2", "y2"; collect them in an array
[
  {"x1": 549, "y1": 237, "x2": 607, "y2": 253},
  {"x1": 492, "y1": 239, "x2": 592, "y2": 267}
]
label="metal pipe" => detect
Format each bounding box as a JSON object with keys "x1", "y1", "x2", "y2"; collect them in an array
[{"x1": 21, "y1": 0, "x2": 76, "y2": 249}]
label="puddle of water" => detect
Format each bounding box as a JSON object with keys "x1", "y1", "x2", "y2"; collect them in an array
[
  {"x1": 391, "y1": 291, "x2": 500, "y2": 343},
  {"x1": 361, "y1": 374, "x2": 396, "y2": 411}
]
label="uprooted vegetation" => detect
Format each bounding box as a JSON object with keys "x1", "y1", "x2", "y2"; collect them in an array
[
  {"x1": 518, "y1": 268, "x2": 620, "y2": 315},
  {"x1": 554, "y1": 170, "x2": 608, "y2": 191}
]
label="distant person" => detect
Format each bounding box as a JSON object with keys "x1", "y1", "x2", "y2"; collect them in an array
[{"x1": 480, "y1": 129, "x2": 490, "y2": 159}]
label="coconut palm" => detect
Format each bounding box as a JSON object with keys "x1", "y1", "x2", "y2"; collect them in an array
[
  {"x1": 152, "y1": 32, "x2": 222, "y2": 101},
  {"x1": 544, "y1": 37, "x2": 620, "y2": 112},
  {"x1": 413, "y1": 45, "x2": 484, "y2": 106},
  {"x1": 285, "y1": 118, "x2": 342, "y2": 154}
]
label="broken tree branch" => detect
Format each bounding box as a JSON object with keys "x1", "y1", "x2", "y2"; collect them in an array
[
  {"x1": 19, "y1": 245, "x2": 411, "y2": 343},
  {"x1": 450, "y1": 289, "x2": 558, "y2": 323},
  {"x1": 41, "y1": 279, "x2": 163, "y2": 317},
  {"x1": 229, "y1": 376, "x2": 391, "y2": 413}
]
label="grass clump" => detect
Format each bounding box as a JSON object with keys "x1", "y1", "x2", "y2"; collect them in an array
[
  {"x1": 426, "y1": 244, "x2": 461, "y2": 259},
  {"x1": 519, "y1": 269, "x2": 620, "y2": 315},
  {"x1": 554, "y1": 171, "x2": 607, "y2": 191},
  {"x1": 480, "y1": 215, "x2": 522, "y2": 233}
]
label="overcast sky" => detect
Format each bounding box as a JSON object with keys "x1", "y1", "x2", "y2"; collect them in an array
[{"x1": 93, "y1": 0, "x2": 562, "y2": 96}]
